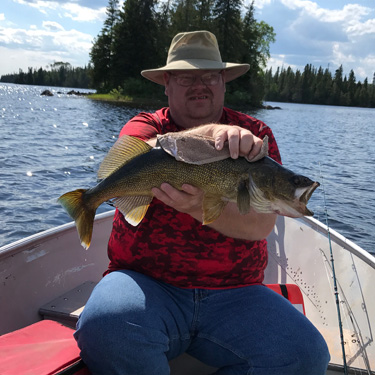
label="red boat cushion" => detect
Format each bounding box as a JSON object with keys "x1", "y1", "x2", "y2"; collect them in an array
[
  {"x1": 0, "y1": 320, "x2": 89, "y2": 375},
  {"x1": 266, "y1": 283, "x2": 306, "y2": 315}
]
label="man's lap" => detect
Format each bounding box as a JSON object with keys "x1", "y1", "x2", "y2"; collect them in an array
[{"x1": 75, "y1": 270, "x2": 329, "y2": 375}]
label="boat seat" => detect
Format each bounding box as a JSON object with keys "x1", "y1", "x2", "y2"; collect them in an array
[
  {"x1": 0, "y1": 319, "x2": 89, "y2": 375},
  {"x1": 39, "y1": 281, "x2": 96, "y2": 328}
]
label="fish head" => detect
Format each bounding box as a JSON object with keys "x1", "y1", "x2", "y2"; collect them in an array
[
  {"x1": 249, "y1": 158, "x2": 320, "y2": 218},
  {"x1": 269, "y1": 175, "x2": 320, "y2": 217}
]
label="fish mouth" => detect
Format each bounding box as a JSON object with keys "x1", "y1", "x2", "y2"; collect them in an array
[
  {"x1": 247, "y1": 178, "x2": 320, "y2": 218},
  {"x1": 293, "y1": 181, "x2": 320, "y2": 216},
  {"x1": 298, "y1": 181, "x2": 320, "y2": 205}
]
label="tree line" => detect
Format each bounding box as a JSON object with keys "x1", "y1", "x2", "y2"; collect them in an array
[
  {"x1": 264, "y1": 64, "x2": 375, "y2": 108},
  {"x1": 89, "y1": 0, "x2": 275, "y2": 107},
  {"x1": 0, "y1": 62, "x2": 91, "y2": 88}
]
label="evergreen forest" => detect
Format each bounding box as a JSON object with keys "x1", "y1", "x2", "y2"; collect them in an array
[
  {"x1": 0, "y1": 63, "x2": 91, "y2": 89},
  {"x1": 0, "y1": 0, "x2": 374, "y2": 108},
  {"x1": 87, "y1": 0, "x2": 276, "y2": 108},
  {"x1": 264, "y1": 65, "x2": 375, "y2": 108}
]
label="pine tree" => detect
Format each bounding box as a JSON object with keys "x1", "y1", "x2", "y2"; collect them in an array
[
  {"x1": 228, "y1": 1, "x2": 274, "y2": 106},
  {"x1": 212, "y1": 0, "x2": 243, "y2": 63},
  {"x1": 347, "y1": 69, "x2": 356, "y2": 105},
  {"x1": 331, "y1": 65, "x2": 343, "y2": 105},
  {"x1": 90, "y1": 0, "x2": 120, "y2": 90},
  {"x1": 197, "y1": 0, "x2": 213, "y2": 29},
  {"x1": 370, "y1": 73, "x2": 375, "y2": 107},
  {"x1": 112, "y1": 0, "x2": 158, "y2": 85},
  {"x1": 170, "y1": 0, "x2": 200, "y2": 33}
]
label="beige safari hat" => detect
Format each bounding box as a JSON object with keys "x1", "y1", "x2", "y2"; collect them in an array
[{"x1": 141, "y1": 30, "x2": 250, "y2": 85}]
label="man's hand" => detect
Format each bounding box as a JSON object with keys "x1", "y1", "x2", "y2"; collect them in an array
[
  {"x1": 151, "y1": 183, "x2": 204, "y2": 217},
  {"x1": 184, "y1": 124, "x2": 263, "y2": 161},
  {"x1": 211, "y1": 125, "x2": 263, "y2": 160}
]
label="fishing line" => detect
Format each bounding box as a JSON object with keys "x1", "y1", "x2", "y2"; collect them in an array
[{"x1": 319, "y1": 163, "x2": 348, "y2": 375}]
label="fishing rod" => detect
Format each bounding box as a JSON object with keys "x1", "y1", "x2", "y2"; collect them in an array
[{"x1": 319, "y1": 165, "x2": 348, "y2": 375}]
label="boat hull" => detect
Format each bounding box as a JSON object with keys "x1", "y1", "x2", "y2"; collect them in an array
[{"x1": 1, "y1": 212, "x2": 374, "y2": 373}]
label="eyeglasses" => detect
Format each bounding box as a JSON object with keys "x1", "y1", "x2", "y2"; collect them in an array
[{"x1": 170, "y1": 71, "x2": 223, "y2": 87}]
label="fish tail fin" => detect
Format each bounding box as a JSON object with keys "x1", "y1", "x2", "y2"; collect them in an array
[{"x1": 57, "y1": 189, "x2": 97, "y2": 249}]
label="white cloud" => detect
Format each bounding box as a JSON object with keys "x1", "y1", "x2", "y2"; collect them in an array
[
  {"x1": 259, "y1": 0, "x2": 375, "y2": 81},
  {"x1": 42, "y1": 20, "x2": 65, "y2": 31},
  {"x1": 347, "y1": 18, "x2": 375, "y2": 36},
  {"x1": 61, "y1": 4, "x2": 106, "y2": 22},
  {"x1": 13, "y1": 0, "x2": 58, "y2": 15},
  {"x1": 0, "y1": 23, "x2": 93, "y2": 74},
  {"x1": 0, "y1": 45, "x2": 88, "y2": 75},
  {"x1": 247, "y1": 0, "x2": 272, "y2": 9},
  {"x1": 13, "y1": 0, "x2": 105, "y2": 22},
  {"x1": 0, "y1": 1, "x2": 106, "y2": 76},
  {"x1": 1, "y1": 14, "x2": 93, "y2": 44}
]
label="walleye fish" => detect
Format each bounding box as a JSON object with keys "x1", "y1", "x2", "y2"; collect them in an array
[{"x1": 58, "y1": 133, "x2": 320, "y2": 249}]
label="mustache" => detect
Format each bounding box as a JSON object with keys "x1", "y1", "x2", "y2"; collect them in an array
[{"x1": 186, "y1": 87, "x2": 213, "y2": 97}]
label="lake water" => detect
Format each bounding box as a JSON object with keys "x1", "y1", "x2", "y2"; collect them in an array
[{"x1": 0, "y1": 83, "x2": 374, "y2": 255}]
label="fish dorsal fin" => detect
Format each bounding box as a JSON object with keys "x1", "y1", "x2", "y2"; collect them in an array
[
  {"x1": 98, "y1": 135, "x2": 152, "y2": 180},
  {"x1": 237, "y1": 179, "x2": 251, "y2": 215},
  {"x1": 157, "y1": 132, "x2": 269, "y2": 165},
  {"x1": 113, "y1": 195, "x2": 153, "y2": 226},
  {"x1": 201, "y1": 195, "x2": 227, "y2": 224}
]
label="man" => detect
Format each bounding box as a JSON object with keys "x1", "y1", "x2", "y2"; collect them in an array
[{"x1": 75, "y1": 30, "x2": 330, "y2": 374}]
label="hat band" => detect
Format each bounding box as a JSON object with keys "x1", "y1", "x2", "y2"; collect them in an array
[
  {"x1": 168, "y1": 46, "x2": 223, "y2": 65},
  {"x1": 163, "y1": 59, "x2": 225, "y2": 71}
]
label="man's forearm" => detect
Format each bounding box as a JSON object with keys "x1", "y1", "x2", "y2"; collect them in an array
[{"x1": 189, "y1": 202, "x2": 277, "y2": 241}]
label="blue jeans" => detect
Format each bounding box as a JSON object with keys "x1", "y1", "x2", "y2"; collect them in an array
[{"x1": 74, "y1": 270, "x2": 330, "y2": 375}]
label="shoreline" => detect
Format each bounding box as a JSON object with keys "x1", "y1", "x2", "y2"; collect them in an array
[
  {"x1": 86, "y1": 93, "x2": 281, "y2": 111},
  {"x1": 87, "y1": 93, "x2": 168, "y2": 109}
]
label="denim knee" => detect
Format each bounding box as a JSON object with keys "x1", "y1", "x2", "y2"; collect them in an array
[
  {"x1": 278, "y1": 327, "x2": 330, "y2": 375},
  {"x1": 74, "y1": 311, "x2": 171, "y2": 375},
  {"x1": 72, "y1": 271, "x2": 176, "y2": 375},
  {"x1": 299, "y1": 330, "x2": 330, "y2": 375}
]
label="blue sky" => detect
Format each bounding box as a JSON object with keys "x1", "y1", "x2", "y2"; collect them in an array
[{"x1": 0, "y1": 0, "x2": 374, "y2": 82}]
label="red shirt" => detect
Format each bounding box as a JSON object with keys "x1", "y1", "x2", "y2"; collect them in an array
[{"x1": 106, "y1": 107, "x2": 281, "y2": 289}]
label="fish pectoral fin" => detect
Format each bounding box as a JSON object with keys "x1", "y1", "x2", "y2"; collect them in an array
[
  {"x1": 98, "y1": 135, "x2": 152, "y2": 180},
  {"x1": 201, "y1": 195, "x2": 227, "y2": 224},
  {"x1": 113, "y1": 195, "x2": 153, "y2": 226},
  {"x1": 237, "y1": 179, "x2": 250, "y2": 215}
]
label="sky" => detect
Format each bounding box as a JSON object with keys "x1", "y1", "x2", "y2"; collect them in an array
[{"x1": 0, "y1": 0, "x2": 374, "y2": 82}]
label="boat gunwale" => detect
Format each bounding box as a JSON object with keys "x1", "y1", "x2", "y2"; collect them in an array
[
  {"x1": 299, "y1": 216, "x2": 375, "y2": 269},
  {"x1": 0, "y1": 210, "x2": 115, "y2": 261},
  {"x1": 1, "y1": 212, "x2": 374, "y2": 269}
]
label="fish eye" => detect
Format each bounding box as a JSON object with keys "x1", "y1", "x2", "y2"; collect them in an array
[
  {"x1": 292, "y1": 176, "x2": 301, "y2": 186},
  {"x1": 292, "y1": 175, "x2": 313, "y2": 187}
]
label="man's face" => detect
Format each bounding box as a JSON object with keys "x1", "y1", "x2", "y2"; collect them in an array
[{"x1": 164, "y1": 70, "x2": 226, "y2": 129}]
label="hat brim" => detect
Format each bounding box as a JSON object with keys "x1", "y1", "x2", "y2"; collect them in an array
[{"x1": 141, "y1": 59, "x2": 250, "y2": 85}]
